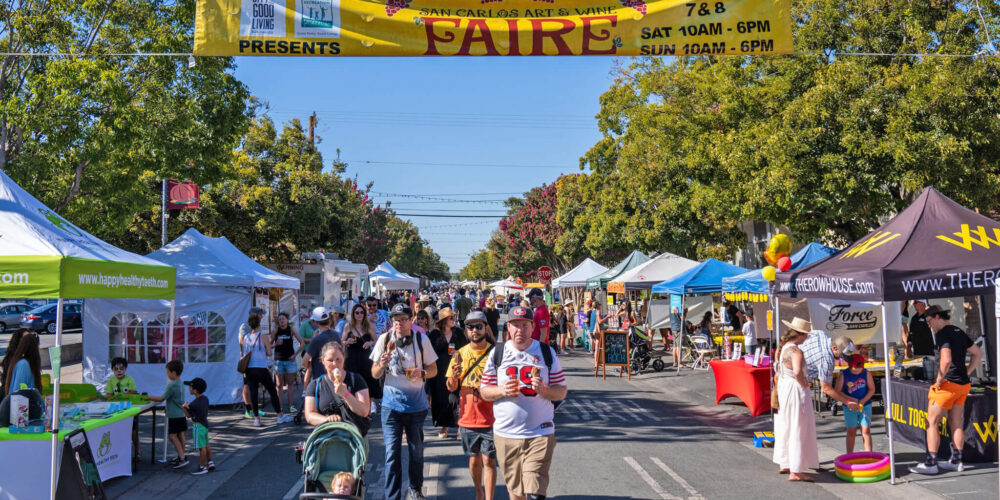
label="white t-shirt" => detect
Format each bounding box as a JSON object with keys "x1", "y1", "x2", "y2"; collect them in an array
[
  {"x1": 369, "y1": 330, "x2": 437, "y2": 413},
  {"x1": 741, "y1": 320, "x2": 756, "y2": 347},
  {"x1": 481, "y1": 340, "x2": 566, "y2": 439}
]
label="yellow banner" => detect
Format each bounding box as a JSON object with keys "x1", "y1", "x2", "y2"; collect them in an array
[{"x1": 195, "y1": 0, "x2": 792, "y2": 56}]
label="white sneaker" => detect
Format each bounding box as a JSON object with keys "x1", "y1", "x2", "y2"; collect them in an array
[
  {"x1": 938, "y1": 461, "x2": 965, "y2": 472},
  {"x1": 277, "y1": 414, "x2": 292, "y2": 424},
  {"x1": 253, "y1": 417, "x2": 262, "y2": 427},
  {"x1": 908, "y1": 462, "x2": 939, "y2": 475}
]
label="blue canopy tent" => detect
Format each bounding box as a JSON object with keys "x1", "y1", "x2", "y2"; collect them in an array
[
  {"x1": 721, "y1": 242, "x2": 839, "y2": 294},
  {"x1": 652, "y1": 258, "x2": 750, "y2": 295}
]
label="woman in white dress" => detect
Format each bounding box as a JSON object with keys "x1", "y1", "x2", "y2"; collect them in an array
[{"x1": 772, "y1": 322, "x2": 820, "y2": 481}]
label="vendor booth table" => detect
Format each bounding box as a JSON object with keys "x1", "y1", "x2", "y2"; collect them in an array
[
  {"x1": 0, "y1": 406, "x2": 143, "y2": 500},
  {"x1": 887, "y1": 379, "x2": 997, "y2": 463},
  {"x1": 709, "y1": 359, "x2": 772, "y2": 417}
]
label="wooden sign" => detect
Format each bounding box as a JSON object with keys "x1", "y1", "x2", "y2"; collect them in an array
[{"x1": 599, "y1": 329, "x2": 630, "y2": 380}]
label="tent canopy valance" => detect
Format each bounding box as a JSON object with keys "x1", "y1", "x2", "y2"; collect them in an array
[
  {"x1": 552, "y1": 258, "x2": 608, "y2": 289},
  {"x1": 0, "y1": 170, "x2": 175, "y2": 299},
  {"x1": 651, "y1": 258, "x2": 749, "y2": 295},
  {"x1": 722, "y1": 242, "x2": 839, "y2": 294},
  {"x1": 775, "y1": 187, "x2": 1000, "y2": 301},
  {"x1": 610, "y1": 252, "x2": 700, "y2": 291},
  {"x1": 585, "y1": 250, "x2": 651, "y2": 290},
  {"x1": 147, "y1": 228, "x2": 298, "y2": 289},
  {"x1": 370, "y1": 261, "x2": 419, "y2": 290}
]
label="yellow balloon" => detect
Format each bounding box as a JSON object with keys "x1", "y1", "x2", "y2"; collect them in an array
[{"x1": 762, "y1": 266, "x2": 777, "y2": 282}]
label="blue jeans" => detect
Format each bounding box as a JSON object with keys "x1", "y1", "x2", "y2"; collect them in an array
[{"x1": 381, "y1": 408, "x2": 427, "y2": 500}]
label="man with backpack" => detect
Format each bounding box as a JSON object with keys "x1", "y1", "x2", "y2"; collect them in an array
[
  {"x1": 480, "y1": 306, "x2": 567, "y2": 500},
  {"x1": 446, "y1": 310, "x2": 497, "y2": 500},
  {"x1": 371, "y1": 303, "x2": 438, "y2": 500}
]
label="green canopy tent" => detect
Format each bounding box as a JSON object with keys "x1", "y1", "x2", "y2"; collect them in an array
[
  {"x1": 585, "y1": 250, "x2": 651, "y2": 291},
  {"x1": 0, "y1": 170, "x2": 176, "y2": 499}
]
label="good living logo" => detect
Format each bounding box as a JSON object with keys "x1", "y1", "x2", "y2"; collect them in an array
[{"x1": 824, "y1": 304, "x2": 877, "y2": 332}]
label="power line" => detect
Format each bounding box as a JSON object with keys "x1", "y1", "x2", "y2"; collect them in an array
[
  {"x1": 350, "y1": 160, "x2": 572, "y2": 170},
  {"x1": 419, "y1": 221, "x2": 498, "y2": 229},
  {"x1": 397, "y1": 213, "x2": 504, "y2": 218}
]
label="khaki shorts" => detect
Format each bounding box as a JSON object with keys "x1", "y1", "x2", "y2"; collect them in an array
[{"x1": 495, "y1": 434, "x2": 556, "y2": 497}]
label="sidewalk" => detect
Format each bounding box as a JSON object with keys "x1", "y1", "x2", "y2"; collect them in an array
[{"x1": 624, "y1": 355, "x2": 998, "y2": 499}]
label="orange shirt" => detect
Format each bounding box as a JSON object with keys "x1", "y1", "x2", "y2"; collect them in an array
[{"x1": 448, "y1": 344, "x2": 494, "y2": 428}]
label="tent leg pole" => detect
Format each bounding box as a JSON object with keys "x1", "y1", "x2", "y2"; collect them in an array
[
  {"x1": 163, "y1": 299, "x2": 176, "y2": 463},
  {"x1": 772, "y1": 294, "x2": 779, "y2": 425},
  {"x1": 880, "y1": 302, "x2": 896, "y2": 485},
  {"x1": 49, "y1": 298, "x2": 64, "y2": 500}
]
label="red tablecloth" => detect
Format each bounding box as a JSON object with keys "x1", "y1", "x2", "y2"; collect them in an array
[{"x1": 709, "y1": 359, "x2": 772, "y2": 417}]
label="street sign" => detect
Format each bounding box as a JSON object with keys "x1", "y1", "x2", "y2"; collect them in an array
[{"x1": 538, "y1": 266, "x2": 553, "y2": 284}]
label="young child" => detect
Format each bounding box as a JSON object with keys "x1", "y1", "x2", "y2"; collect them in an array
[
  {"x1": 182, "y1": 377, "x2": 214, "y2": 475},
  {"x1": 329, "y1": 471, "x2": 355, "y2": 495},
  {"x1": 148, "y1": 360, "x2": 188, "y2": 468},
  {"x1": 836, "y1": 354, "x2": 876, "y2": 453},
  {"x1": 104, "y1": 357, "x2": 137, "y2": 397}
]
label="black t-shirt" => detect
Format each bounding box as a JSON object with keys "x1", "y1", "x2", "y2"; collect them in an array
[
  {"x1": 909, "y1": 313, "x2": 935, "y2": 356},
  {"x1": 727, "y1": 305, "x2": 740, "y2": 330},
  {"x1": 306, "y1": 372, "x2": 369, "y2": 429},
  {"x1": 273, "y1": 325, "x2": 295, "y2": 361},
  {"x1": 188, "y1": 395, "x2": 209, "y2": 428},
  {"x1": 934, "y1": 325, "x2": 973, "y2": 385}
]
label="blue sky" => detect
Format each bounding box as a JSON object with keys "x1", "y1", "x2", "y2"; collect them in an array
[{"x1": 234, "y1": 57, "x2": 620, "y2": 273}]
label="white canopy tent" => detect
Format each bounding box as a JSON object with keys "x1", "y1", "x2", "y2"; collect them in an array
[
  {"x1": 0, "y1": 170, "x2": 176, "y2": 500},
  {"x1": 608, "y1": 252, "x2": 699, "y2": 291},
  {"x1": 489, "y1": 278, "x2": 522, "y2": 297},
  {"x1": 83, "y1": 228, "x2": 299, "y2": 406},
  {"x1": 369, "y1": 261, "x2": 419, "y2": 291},
  {"x1": 552, "y1": 258, "x2": 608, "y2": 289}
]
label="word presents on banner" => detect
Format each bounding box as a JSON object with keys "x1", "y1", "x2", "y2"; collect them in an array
[{"x1": 194, "y1": 0, "x2": 793, "y2": 57}]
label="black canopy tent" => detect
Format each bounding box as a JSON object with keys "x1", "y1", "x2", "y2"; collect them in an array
[{"x1": 775, "y1": 187, "x2": 999, "y2": 484}]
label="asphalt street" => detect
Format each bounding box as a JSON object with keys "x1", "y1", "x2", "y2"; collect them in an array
[{"x1": 96, "y1": 348, "x2": 997, "y2": 499}]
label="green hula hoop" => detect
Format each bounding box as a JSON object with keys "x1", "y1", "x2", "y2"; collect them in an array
[{"x1": 835, "y1": 470, "x2": 891, "y2": 483}]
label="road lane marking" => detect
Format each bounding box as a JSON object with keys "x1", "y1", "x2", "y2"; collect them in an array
[
  {"x1": 651, "y1": 457, "x2": 703, "y2": 500},
  {"x1": 281, "y1": 476, "x2": 304, "y2": 500},
  {"x1": 624, "y1": 456, "x2": 681, "y2": 500},
  {"x1": 583, "y1": 399, "x2": 611, "y2": 420}
]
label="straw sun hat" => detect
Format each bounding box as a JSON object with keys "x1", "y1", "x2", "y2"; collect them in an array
[{"x1": 781, "y1": 317, "x2": 813, "y2": 334}]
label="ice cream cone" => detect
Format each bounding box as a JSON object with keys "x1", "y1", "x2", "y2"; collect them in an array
[
  {"x1": 531, "y1": 367, "x2": 540, "y2": 379},
  {"x1": 333, "y1": 368, "x2": 342, "y2": 384}
]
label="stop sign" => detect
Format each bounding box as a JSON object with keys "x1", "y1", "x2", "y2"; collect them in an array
[{"x1": 537, "y1": 266, "x2": 553, "y2": 284}]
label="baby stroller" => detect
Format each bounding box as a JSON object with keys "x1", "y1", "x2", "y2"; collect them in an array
[
  {"x1": 629, "y1": 327, "x2": 665, "y2": 374},
  {"x1": 297, "y1": 422, "x2": 368, "y2": 499}
]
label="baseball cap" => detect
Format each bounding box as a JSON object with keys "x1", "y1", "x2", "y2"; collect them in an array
[
  {"x1": 526, "y1": 288, "x2": 544, "y2": 300},
  {"x1": 390, "y1": 303, "x2": 412, "y2": 318},
  {"x1": 310, "y1": 306, "x2": 329, "y2": 322},
  {"x1": 329, "y1": 303, "x2": 345, "y2": 315},
  {"x1": 250, "y1": 306, "x2": 265, "y2": 316},
  {"x1": 184, "y1": 377, "x2": 207, "y2": 393},
  {"x1": 923, "y1": 305, "x2": 948, "y2": 318},
  {"x1": 465, "y1": 310, "x2": 487, "y2": 324},
  {"x1": 508, "y1": 306, "x2": 533, "y2": 322}
]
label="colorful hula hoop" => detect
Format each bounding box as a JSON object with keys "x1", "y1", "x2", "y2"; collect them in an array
[
  {"x1": 834, "y1": 452, "x2": 890, "y2": 471},
  {"x1": 835, "y1": 466, "x2": 888, "y2": 478},
  {"x1": 835, "y1": 470, "x2": 891, "y2": 483}
]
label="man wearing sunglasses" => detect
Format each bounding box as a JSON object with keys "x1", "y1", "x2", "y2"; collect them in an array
[
  {"x1": 447, "y1": 310, "x2": 497, "y2": 500},
  {"x1": 367, "y1": 296, "x2": 390, "y2": 336}
]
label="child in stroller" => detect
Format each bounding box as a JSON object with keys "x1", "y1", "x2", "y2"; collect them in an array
[
  {"x1": 629, "y1": 326, "x2": 665, "y2": 374},
  {"x1": 297, "y1": 421, "x2": 368, "y2": 499}
]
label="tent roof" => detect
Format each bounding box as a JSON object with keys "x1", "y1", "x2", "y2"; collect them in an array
[
  {"x1": 651, "y1": 258, "x2": 749, "y2": 295},
  {"x1": 776, "y1": 187, "x2": 1000, "y2": 301},
  {"x1": 149, "y1": 228, "x2": 299, "y2": 289},
  {"x1": 370, "y1": 261, "x2": 420, "y2": 290},
  {"x1": 722, "y1": 242, "x2": 839, "y2": 293},
  {"x1": 553, "y1": 258, "x2": 608, "y2": 288},
  {"x1": 0, "y1": 169, "x2": 175, "y2": 299},
  {"x1": 585, "y1": 250, "x2": 651, "y2": 290},
  {"x1": 609, "y1": 252, "x2": 699, "y2": 290}
]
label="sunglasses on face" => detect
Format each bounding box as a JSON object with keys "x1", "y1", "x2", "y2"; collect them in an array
[
  {"x1": 467, "y1": 323, "x2": 486, "y2": 330},
  {"x1": 354, "y1": 311, "x2": 364, "y2": 315}
]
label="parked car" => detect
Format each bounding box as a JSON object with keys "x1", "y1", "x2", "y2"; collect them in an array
[
  {"x1": 0, "y1": 302, "x2": 31, "y2": 332},
  {"x1": 20, "y1": 302, "x2": 82, "y2": 334}
]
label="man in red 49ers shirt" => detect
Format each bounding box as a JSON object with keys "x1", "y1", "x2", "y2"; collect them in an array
[
  {"x1": 526, "y1": 288, "x2": 550, "y2": 346},
  {"x1": 481, "y1": 306, "x2": 567, "y2": 500}
]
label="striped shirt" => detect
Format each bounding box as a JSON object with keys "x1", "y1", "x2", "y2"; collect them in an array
[
  {"x1": 799, "y1": 330, "x2": 835, "y2": 384},
  {"x1": 481, "y1": 340, "x2": 565, "y2": 438}
]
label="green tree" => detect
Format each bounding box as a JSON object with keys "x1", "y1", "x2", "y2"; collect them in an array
[{"x1": 1, "y1": 0, "x2": 252, "y2": 249}]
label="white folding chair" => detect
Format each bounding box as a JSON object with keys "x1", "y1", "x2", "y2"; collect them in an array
[{"x1": 690, "y1": 335, "x2": 714, "y2": 370}]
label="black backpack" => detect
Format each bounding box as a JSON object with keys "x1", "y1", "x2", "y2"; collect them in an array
[{"x1": 490, "y1": 341, "x2": 564, "y2": 409}]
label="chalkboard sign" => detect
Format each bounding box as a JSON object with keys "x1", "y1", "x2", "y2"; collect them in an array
[
  {"x1": 56, "y1": 429, "x2": 107, "y2": 500},
  {"x1": 600, "y1": 329, "x2": 630, "y2": 380}
]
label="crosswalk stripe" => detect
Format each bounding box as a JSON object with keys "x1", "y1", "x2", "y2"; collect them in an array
[
  {"x1": 624, "y1": 456, "x2": 682, "y2": 500},
  {"x1": 651, "y1": 457, "x2": 704, "y2": 500}
]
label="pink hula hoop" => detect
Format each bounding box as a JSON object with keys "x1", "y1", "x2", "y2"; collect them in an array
[{"x1": 834, "y1": 452, "x2": 890, "y2": 471}]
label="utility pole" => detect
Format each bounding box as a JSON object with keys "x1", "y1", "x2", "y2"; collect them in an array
[{"x1": 308, "y1": 112, "x2": 317, "y2": 146}]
